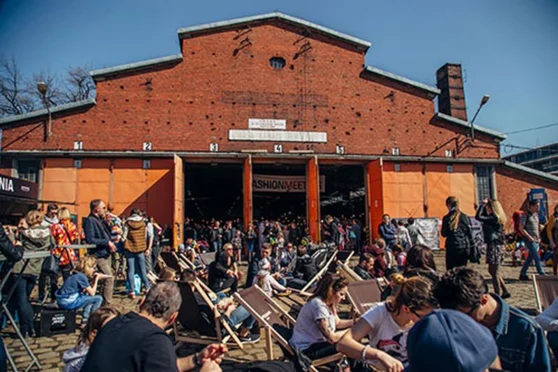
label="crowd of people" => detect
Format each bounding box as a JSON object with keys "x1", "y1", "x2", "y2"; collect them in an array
[{"x1": 0, "y1": 194, "x2": 556, "y2": 372}]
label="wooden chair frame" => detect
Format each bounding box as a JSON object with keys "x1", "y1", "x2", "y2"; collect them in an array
[
  {"x1": 532, "y1": 274, "x2": 558, "y2": 313},
  {"x1": 290, "y1": 251, "x2": 338, "y2": 297}
]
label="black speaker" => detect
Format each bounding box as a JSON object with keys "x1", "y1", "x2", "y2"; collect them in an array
[{"x1": 34, "y1": 306, "x2": 77, "y2": 337}]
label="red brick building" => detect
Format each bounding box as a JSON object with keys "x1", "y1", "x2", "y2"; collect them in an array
[{"x1": 0, "y1": 13, "x2": 556, "y2": 246}]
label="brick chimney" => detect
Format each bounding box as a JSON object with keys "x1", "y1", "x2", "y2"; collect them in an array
[{"x1": 436, "y1": 63, "x2": 468, "y2": 121}]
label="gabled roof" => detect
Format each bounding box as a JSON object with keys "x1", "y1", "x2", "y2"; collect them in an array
[
  {"x1": 363, "y1": 66, "x2": 440, "y2": 97},
  {"x1": 503, "y1": 160, "x2": 558, "y2": 183},
  {"x1": 434, "y1": 112, "x2": 507, "y2": 141},
  {"x1": 0, "y1": 98, "x2": 96, "y2": 126},
  {"x1": 90, "y1": 54, "x2": 183, "y2": 81},
  {"x1": 177, "y1": 12, "x2": 371, "y2": 51}
]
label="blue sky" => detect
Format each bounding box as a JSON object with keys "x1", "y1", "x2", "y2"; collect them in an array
[{"x1": 1, "y1": 0, "x2": 557, "y2": 154}]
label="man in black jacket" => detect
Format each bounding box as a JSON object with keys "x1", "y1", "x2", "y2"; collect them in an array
[{"x1": 83, "y1": 199, "x2": 115, "y2": 305}]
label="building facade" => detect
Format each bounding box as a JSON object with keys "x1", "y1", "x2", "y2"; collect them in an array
[
  {"x1": 0, "y1": 13, "x2": 556, "y2": 246},
  {"x1": 504, "y1": 142, "x2": 558, "y2": 176}
]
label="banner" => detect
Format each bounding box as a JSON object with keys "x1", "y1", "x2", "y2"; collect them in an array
[
  {"x1": 414, "y1": 218, "x2": 441, "y2": 250},
  {"x1": 0, "y1": 175, "x2": 38, "y2": 200},
  {"x1": 253, "y1": 174, "x2": 325, "y2": 193}
]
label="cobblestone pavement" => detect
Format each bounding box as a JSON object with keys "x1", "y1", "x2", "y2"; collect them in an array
[{"x1": 3, "y1": 251, "x2": 549, "y2": 371}]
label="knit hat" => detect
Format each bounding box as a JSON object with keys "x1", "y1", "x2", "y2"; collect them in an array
[{"x1": 406, "y1": 309, "x2": 498, "y2": 372}]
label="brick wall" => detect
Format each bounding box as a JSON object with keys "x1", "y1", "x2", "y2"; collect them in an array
[
  {"x1": 496, "y1": 166, "x2": 558, "y2": 230},
  {"x1": 1, "y1": 23, "x2": 499, "y2": 159}
]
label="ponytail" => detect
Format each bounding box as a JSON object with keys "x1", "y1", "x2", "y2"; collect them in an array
[
  {"x1": 446, "y1": 196, "x2": 461, "y2": 231},
  {"x1": 387, "y1": 275, "x2": 437, "y2": 314}
]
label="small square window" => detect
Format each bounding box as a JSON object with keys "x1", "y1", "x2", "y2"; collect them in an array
[
  {"x1": 269, "y1": 57, "x2": 286, "y2": 70},
  {"x1": 446, "y1": 164, "x2": 453, "y2": 173},
  {"x1": 394, "y1": 163, "x2": 401, "y2": 172},
  {"x1": 74, "y1": 159, "x2": 82, "y2": 169},
  {"x1": 142, "y1": 160, "x2": 151, "y2": 169}
]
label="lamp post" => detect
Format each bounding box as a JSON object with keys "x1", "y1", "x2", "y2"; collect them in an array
[
  {"x1": 470, "y1": 94, "x2": 490, "y2": 141},
  {"x1": 36, "y1": 81, "x2": 51, "y2": 140}
]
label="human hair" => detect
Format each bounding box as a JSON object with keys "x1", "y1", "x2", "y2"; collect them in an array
[
  {"x1": 433, "y1": 267, "x2": 488, "y2": 310},
  {"x1": 139, "y1": 281, "x2": 182, "y2": 321},
  {"x1": 297, "y1": 245, "x2": 307, "y2": 256},
  {"x1": 57, "y1": 207, "x2": 72, "y2": 221},
  {"x1": 131, "y1": 208, "x2": 142, "y2": 216},
  {"x1": 311, "y1": 273, "x2": 348, "y2": 302},
  {"x1": 408, "y1": 217, "x2": 415, "y2": 225},
  {"x1": 25, "y1": 210, "x2": 42, "y2": 226},
  {"x1": 488, "y1": 199, "x2": 507, "y2": 226},
  {"x1": 159, "y1": 267, "x2": 176, "y2": 281},
  {"x1": 397, "y1": 220, "x2": 405, "y2": 226},
  {"x1": 374, "y1": 238, "x2": 386, "y2": 249},
  {"x1": 392, "y1": 244, "x2": 404, "y2": 254},
  {"x1": 359, "y1": 252, "x2": 373, "y2": 264},
  {"x1": 406, "y1": 244, "x2": 437, "y2": 272},
  {"x1": 89, "y1": 199, "x2": 103, "y2": 212},
  {"x1": 387, "y1": 273, "x2": 437, "y2": 314},
  {"x1": 262, "y1": 242, "x2": 272, "y2": 251},
  {"x1": 180, "y1": 268, "x2": 196, "y2": 283},
  {"x1": 382, "y1": 214, "x2": 390, "y2": 220},
  {"x1": 76, "y1": 256, "x2": 97, "y2": 278},
  {"x1": 528, "y1": 200, "x2": 539, "y2": 207},
  {"x1": 47, "y1": 203, "x2": 58, "y2": 212},
  {"x1": 446, "y1": 196, "x2": 461, "y2": 231},
  {"x1": 78, "y1": 307, "x2": 120, "y2": 346}
]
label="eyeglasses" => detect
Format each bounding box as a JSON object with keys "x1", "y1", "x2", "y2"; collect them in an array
[{"x1": 409, "y1": 308, "x2": 423, "y2": 320}]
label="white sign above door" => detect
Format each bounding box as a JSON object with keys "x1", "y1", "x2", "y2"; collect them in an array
[{"x1": 248, "y1": 118, "x2": 287, "y2": 130}]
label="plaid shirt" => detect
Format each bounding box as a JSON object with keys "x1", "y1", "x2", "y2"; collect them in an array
[{"x1": 50, "y1": 220, "x2": 78, "y2": 266}]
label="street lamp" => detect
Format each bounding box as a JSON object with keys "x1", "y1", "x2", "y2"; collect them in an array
[
  {"x1": 470, "y1": 94, "x2": 490, "y2": 141},
  {"x1": 36, "y1": 81, "x2": 52, "y2": 139}
]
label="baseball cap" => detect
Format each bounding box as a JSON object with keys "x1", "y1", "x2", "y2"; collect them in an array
[{"x1": 406, "y1": 309, "x2": 498, "y2": 372}]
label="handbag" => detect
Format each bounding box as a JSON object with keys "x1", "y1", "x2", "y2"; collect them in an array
[{"x1": 41, "y1": 253, "x2": 60, "y2": 274}]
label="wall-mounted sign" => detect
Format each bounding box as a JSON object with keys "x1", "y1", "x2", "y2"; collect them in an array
[
  {"x1": 209, "y1": 143, "x2": 219, "y2": 152},
  {"x1": 253, "y1": 174, "x2": 325, "y2": 193},
  {"x1": 229, "y1": 130, "x2": 327, "y2": 143},
  {"x1": 0, "y1": 175, "x2": 38, "y2": 200},
  {"x1": 273, "y1": 144, "x2": 283, "y2": 153},
  {"x1": 249, "y1": 118, "x2": 286, "y2": 130}
]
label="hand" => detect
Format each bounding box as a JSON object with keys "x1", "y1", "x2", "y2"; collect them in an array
[
  {"x1": 94, "y1": 273, "x2": 112, "y2": 280},
  {"x1": 378, "y1": 352, "x2": 404, "y2": 372},
  {"x1": 200, "y1": 359, "x2": 222, "y2": 372},
  {"x1": 200, "y1": 343, "x2": 227, "y2": 363},
  {"x1": 108, "y1": 242, "x2": 116, "y2": 252},
  {"x1": 145, "y1": 249, "x2": 151, "y2": 257},
  {"x1": 551, "y1": 242, "x2": 557, "y2": 250}
]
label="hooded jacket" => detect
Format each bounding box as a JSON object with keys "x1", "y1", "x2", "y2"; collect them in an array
[
  {"x1": 123, "y1": 215, "x2": 147, "y2": 253},
  {"x1": 15, "y1": 225, "x2": 55, "y2": 276}
]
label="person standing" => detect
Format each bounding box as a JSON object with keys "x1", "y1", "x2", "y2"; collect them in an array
[
  {"x1": 352, "y1": 219, "x2": 362, "y2": 254},
  {"x1": 122, "y1": 209, "x2": 152, "y2": 299},
  {"x1": 210, "y1": 221, "x2": 223, "y2": 252},
  {"x1": 378, "y1": 214, "x2": 397, "y2": 250},
  {"x1": 441, "y1": 196, "x2": 474, "y2": 271},
  {"x1": 476, "y1": 199, "x2": 511, "y2": 298},
  {"x1": 547, "y1": 204, "x2": 558, "y2": 275},
  {"x1": 50, "y1": 207, "x2": 79, "y2": 281},
  {"x1": 519, "y1": 200, "x2": 545, "y2": 280},
  {"x1": 83, "y1": 199, "x2": 116, "y2": 305},
  {"x1": 42, "y1": 203, "x2": 59, "y2": 227}
]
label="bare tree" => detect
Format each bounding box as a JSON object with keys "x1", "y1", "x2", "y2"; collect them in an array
[
  {"x1": 0, "y1": 56, "x2": 35, "y2": 116},
  {"x1": 25, "y1": 71, "x2": 65, "y2": 109},
  {"x1": 64, "y1": 66, "x2": 95, "y2": 102}
]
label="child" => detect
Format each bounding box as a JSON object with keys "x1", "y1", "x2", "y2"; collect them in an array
[
  {"x1": 56, "y1": 256, "x2": 111, "y2": 323},
  {"x1": 63, "y1": 307, "x2": 120, "y2": 372},
  {"x1": 392, "y1": 243, "x2": 407, "y2": 271}
]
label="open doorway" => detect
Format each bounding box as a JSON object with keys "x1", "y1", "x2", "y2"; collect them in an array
[{"x1": 319, "y1": 164, "x2": 365, "y2": 221}]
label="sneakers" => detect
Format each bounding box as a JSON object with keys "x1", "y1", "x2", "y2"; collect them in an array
[
  {"x1": 128, "y1": 292, "x2": 136, "y2": 299},
  {"x1": 239, "y1": 333, "x2": 261, "y2": 343},
  {"x1": 518, "y1": 274, "x2": 529, "y2": 281},
  {"x1": 501, "y1": 292, "x2": 511, "y2": 300}
]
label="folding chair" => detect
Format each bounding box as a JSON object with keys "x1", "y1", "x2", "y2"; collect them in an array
[
  {"x1": 234, "y1": 286, "x2": 343, "y2": 371},
  {"x1": 200, "y1": 252, "x2": 216, "y2": 266},
  {"x1": 173, "y1": 280, "x2": 243, "y2": 349},
  {"x1": 532, "y1": 275, "x2": 558, "y2": 313},
  {"x1": 337, "y1": 262, "x2": 363, "y2": 283},
  {"x1": 337, "y1": 250, "x2": 354, "y2": 265},
  {"x1": 160, "y1": 251, "x2": 189, "y2": 272},
  {"x1": 295, "y1": 251, "x2": 338, "y2": 296},
  {"x1": 146, "y1": 271, "x2": 159, "y2": 284},
  {"x1": 346, "y1": 279, "x2": 383, "y2": 316}
]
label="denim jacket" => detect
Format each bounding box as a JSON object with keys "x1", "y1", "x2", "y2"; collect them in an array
[{"x1": 490, "y1": 294, "x2": 551, "y2": 372}]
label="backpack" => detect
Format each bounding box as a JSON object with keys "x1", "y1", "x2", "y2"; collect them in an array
[{"x1": 541, "y1": 224, "x2": 550, "y2": 246}]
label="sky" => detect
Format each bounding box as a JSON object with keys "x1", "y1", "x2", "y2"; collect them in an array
[{"x1": 1, "y1": 0, "x2": 557, "y2": 155}]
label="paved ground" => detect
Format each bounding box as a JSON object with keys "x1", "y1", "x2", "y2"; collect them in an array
[{"x1": 3, "y1": 250, "x2": 549, "y2": 371}]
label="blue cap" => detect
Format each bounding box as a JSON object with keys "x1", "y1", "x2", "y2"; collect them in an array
[{"x1": 406, "y1": 309, "x2": 498, "y2": 372}]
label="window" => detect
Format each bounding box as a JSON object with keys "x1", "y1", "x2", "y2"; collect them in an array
[
  {"x1": 17, "y1": 160, "x2": 40, "y2": 183},
  {"x1": 475, "y1": 166, "x2": 494, "y2": 202},
  {"x1": 269, "y1": 57, "x2": 286, "y2": 70},
  {"x1": 74, "y1": 159, "x2": 82, "y2": 169}
]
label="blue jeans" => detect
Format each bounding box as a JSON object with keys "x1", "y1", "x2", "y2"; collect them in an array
[
  {"x1": 124, "y1": 250, "x2": 151, "y2": 294},
  {"x1": 5, "y1": 275, "x2": 36, "y2": 336},
  {"x1": 57, "y1": 293, "x2": 103, "y2": 321},
  {"x1": 215, "y1": 293, "x2": 255, "y2": 330},
  {"x1": 520, "y1": 240, "x2": 545, "y2": 276},
  {"x1": 212, "y1": 241, "x2": 222, "y2": 252}
]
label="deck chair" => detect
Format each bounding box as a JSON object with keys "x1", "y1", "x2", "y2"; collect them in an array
[
  {"x1": 337, "y1": 250, "x2": 354, "y2": 265},
  {"x1": 532, "y1": 275, "x2": 558, "y2": 313},
  {"x1": 200, "y1": 252, "x2": 216, "y2": 266},
  {"x1": 173, "y1": 280, "x2": 243, "y2": 349},
  {"x1": 291, "y1": 251, "x2": 338, "y2": 297},
  {"x1": 234, "y1": 286, "x2": 343, "y2": 371},
  {"x1": 347, "y1": 280, "x2": 383, "y2": 316},
  {"x1": 160, "y1": 251, "x2": 189, "y2": 272},
  {"x1": 146, "y1": 271, "x2": 159, "y2": 284},
  {"x1": 337, "y1": 262, "x2": 363, "y2": 283}
]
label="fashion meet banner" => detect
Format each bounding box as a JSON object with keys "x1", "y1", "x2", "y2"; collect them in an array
[{"x1": 253, "y1": 174, "x2": 326, "y2": 193}]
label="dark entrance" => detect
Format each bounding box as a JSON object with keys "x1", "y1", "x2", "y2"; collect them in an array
[
  {"x1": 252, "y1": 163, "x2": 306, "y2": 222},
  {"x1": 319, "y1": 164, "x2": 365, "y2": 221},
  {"x1": 184, "y1": 163, "x2": 243, "y2": 221}
]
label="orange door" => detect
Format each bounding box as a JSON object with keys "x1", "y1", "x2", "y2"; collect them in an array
[{"x1": 173, "y1": 155, "x2": 184, "y2": 249}]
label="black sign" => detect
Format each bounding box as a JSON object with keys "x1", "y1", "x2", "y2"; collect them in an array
[{"x1": 0, "y1": 175, "x2": 38, "y2": 200}]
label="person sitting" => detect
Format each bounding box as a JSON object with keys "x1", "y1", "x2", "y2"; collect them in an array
[
  {"x1": 56, "y1": 256, "x2": 111, "y2": 324},
  {"x1": 392, "y1": 244, "x2": 406, "y2": 272},
  {"x1": 288, "y1": 245, "x2": 318, "y2": 290},
  {"x1": 353, "y1": 253, "x2": 375, "y2": 280},
  {"x1": 290, "y1": 274, "x2": 354, "y2": 360},
  {"x1": 337, "y1": 274, "x2": 438, "y2": 371},
  {"x1": 159, "y1": 267, "x2": 177, "y2": 281},
  {"x1": 406, "y1": 309, "x2": 501, "y2": 372},
  {"x1": 182, "y1": 269, "x2": 260, "y2": 342},
  {"x1": 364, "y1": 239, "x2": 388, "y2": 278},
  {"x1": 279, "y1": 242, "x2": 297, "y2": 270},
  {"x1": 535, "y1": 297, "x2": 558, "y2": 358},
  {"x1": 254, "y1": 270, "x2": 289, "y2": 297},
  {"x1": 208, "y1": 243, "x2": 241, "y2": 293},
  {"x1": 434, "y1": 267, "x2": 551, "y2": 372},
  {"x1": 63, "y1": 307, "x2": 120, "y2": 372},
  {"x1": 81, "y1": 282, "x2": 227, "y2": 371}
]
